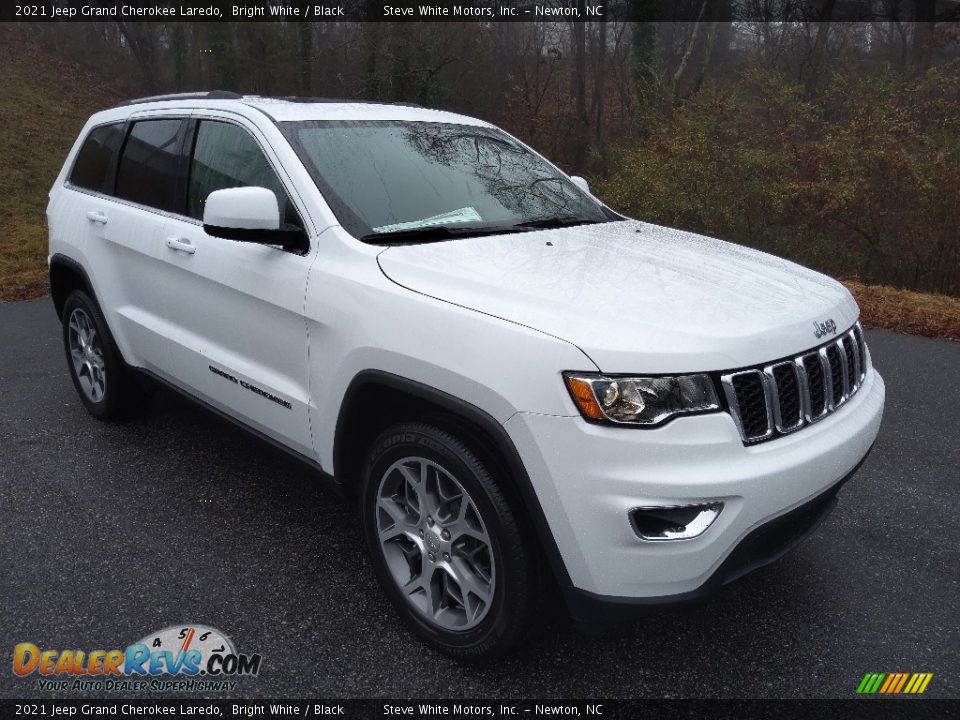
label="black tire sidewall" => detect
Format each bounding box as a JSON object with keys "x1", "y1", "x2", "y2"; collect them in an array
[{"x1": 361, "y1": 423, "x2": 536, "y2": 660}]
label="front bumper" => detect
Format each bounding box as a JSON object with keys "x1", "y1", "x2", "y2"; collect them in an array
[
  {"x1": 563, "y1": 454, "x2": 866, "y2": 626},
  {"x1": 503, "y1": 368, "x2": 885, "y2": 604}
]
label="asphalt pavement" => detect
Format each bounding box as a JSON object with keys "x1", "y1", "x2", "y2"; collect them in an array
[{"x1": 1, "y1": 297, "x2": 957, "y2": 699}]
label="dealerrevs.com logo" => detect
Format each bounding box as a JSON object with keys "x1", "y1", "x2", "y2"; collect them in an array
[{"x1": 13, "y1": 624, "x2": 262, "y2": 693}]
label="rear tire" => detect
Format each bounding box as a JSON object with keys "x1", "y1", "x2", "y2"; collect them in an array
[
  {"x1": 360, "y1": 422, "x2": 540, "y2": 662},
  {"x1": 61, "y1": 289, "x2": 142, "y2": 420}
]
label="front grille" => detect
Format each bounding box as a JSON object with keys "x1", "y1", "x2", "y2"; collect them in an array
[{"x1": 722, "y1": 322, "x2": 869, "y2": 444}]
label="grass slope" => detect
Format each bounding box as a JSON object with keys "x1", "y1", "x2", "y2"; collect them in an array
[
  {"x1": 0, "y1": 33, "x2": 120, "y2": 301},
  {"x1": 844, "y1": 281, "x2": 960, "y2": 341}
]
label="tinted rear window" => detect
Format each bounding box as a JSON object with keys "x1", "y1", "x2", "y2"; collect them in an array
[
  {"x1": 69, "y1": 123, "x2": 126, "y2": 193},
  {"x1": 115, "y1": 119, "x2": 185, "y2": 212}
]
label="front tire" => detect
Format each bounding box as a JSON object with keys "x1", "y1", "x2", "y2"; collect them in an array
[
  {"x1": 61, "y1": 289, "x2": 141, "y2": 420},
  {"x1": 360, "y1": 422, "x2": 540, "y2": 661}
]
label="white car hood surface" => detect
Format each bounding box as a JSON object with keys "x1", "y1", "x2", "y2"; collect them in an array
[{"x1": 377, "y1": 220, "x2": 859, "y2": 373}]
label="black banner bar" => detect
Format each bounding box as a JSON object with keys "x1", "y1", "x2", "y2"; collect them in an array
[
  {"x1": 1, "y1": 699, "x2": 958, "y2": 719},
  {"x1": 2, "y1": 0, "x2": 956, "y2": 23}
]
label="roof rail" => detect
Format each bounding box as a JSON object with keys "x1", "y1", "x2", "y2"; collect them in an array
[
  {"x1": 248, "y1": 95, "x2": 422, "y2": 108},
  {"x1": 116, "y1": 91, "x2": 242, "y2": 107}
]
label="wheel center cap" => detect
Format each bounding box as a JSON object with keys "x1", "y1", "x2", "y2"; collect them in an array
[{"x1": 425, "y1": 531, "x2": 441, "y2": 554}]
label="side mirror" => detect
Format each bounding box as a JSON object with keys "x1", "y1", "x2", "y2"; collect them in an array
[
  {"x1": 570, "y1": 176, "x2": 591, "y2": 195},
  {"x1": 203, "y1": 186, "x2": 306, "y2": 252}
]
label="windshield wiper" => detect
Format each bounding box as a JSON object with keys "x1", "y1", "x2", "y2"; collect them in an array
[
  {"x1": 513, "y1": 216, "x2": 606, "y2": 230},
  {"x1": 361, "y1": 224, "x2": 526, "y2": 245}
]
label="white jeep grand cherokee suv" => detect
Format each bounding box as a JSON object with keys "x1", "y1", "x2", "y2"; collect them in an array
[{"x1": 48, "y1": 92, "x2": 885, "y2": 660}]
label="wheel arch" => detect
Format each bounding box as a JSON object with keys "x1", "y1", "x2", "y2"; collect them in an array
[
  {"x1": 333, "y1": 369, "x2": 572, "y2": 588},
  {"x1": 50, "y1": 253, "x2": 97, "y2": 320}
]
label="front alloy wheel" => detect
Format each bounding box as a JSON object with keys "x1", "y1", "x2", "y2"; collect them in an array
[
  {"x1": 361, "y1": 422, "x2": 540, "y2": 661},
  {"x1": 376, "y1": 456, "x2": 495, "y2": 631}
]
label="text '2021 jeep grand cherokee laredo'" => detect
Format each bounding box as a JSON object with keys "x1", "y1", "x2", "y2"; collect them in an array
[{"x1": 48, "y1": 92, "x2": 885, "y2": 661}]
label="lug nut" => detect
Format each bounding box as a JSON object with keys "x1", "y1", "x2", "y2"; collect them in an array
[
  {"x1": 427, "y1": 516, "x2": 434, "y2": 526},
  {"x1": 441, "y1": 529, "x2": 450, "y2": 540},
  {"x1": 428, "y1": 553, "x2": 436, "y2": 562},
  {"x1": 442, "y1": 553, "x2": 450, "y2": 562},
  {"x1": 418, "y1": 529, "x2": 424, "y2": 537}
]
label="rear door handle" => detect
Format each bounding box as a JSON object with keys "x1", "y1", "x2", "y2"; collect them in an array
[
  {"x1": 166, "y1": 238, "x2": 196, "y2": 255},
  {"x1": 86, "y1": 211, "x2": 108, "y2": 224}
]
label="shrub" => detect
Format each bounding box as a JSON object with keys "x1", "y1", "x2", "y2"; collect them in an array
[{"x1": 595, "y1": 64, "x2": 960, "y2": 297}]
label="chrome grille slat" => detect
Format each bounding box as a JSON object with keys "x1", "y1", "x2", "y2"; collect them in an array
[
  {"x1": 844, "y1": 331, "x2": 860, "y2": 393},
  {"x1": 765, "y1": 361, "x2": 804, "y2": 433},
  {"x1": 836, "y1": 337, "x2": 850, "y2": 405},
  {"x1": 819, "y1": 345, "x2": 837, "y2": 411},
  {"x1": 721, "y1": 323, "x2": 870, "y2": 444},
  {"x1": 793, "y1": 356, "x2": 811, "y2": 421},
  {"x1": 721, "y1": 369, "x2": 773, "y2": 441},
  {"x1": 853, "y1": 323, "x2": 867, "y2": 382}
]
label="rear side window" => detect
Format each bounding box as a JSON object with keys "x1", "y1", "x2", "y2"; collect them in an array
[
  {"x1": 187, "y1": 120, "x2": 299, "y2": 225},
  {"x1": 69, "y1": 123, "x2": 125, "y2": 193},
  {"x1": 115, "y1": 119, "x2": 185, "y2": 212}
]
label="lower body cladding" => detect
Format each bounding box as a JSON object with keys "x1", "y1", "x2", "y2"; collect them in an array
[{"x1": 504, "y1": 369, "x2": 885, "y2": 623}]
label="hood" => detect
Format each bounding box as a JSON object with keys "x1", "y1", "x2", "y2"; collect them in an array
[{"x1": 377, "y1": 220, "x2": 859, "y2": 373}]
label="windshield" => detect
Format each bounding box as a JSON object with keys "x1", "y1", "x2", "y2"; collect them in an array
[{"x1": 280, "y1": 120, "x2": 614, "y2": 242}]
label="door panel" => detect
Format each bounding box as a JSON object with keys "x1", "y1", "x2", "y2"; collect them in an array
[
  {"x1": 161, "y1": 119, "x2": 315, "y2": 456},
  {"x1": 92, "y1": 200, "x2": 179, "y2": 376},
  {"x1": 162, "y1": 222, "x2": 315, "y2": 456},
  {"x1": 74, "y1": 118, "x2": 189, "y2": 376}
]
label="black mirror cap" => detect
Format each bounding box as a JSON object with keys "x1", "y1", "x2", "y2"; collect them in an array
[{"x1": 203, "y1": 224, "x2": 309, "y2": 254}]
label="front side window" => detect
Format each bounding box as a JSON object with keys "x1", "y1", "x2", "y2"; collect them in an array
[
  {"x1": 69, "y1": 123, "x2": 126, "y2": 193},
  {"x1": 281, "y1": 120, "x2": 613, "y2": 242},
  {"x1": 187, "y1": 121, "x2": 298, "y2": 226},
  {"x1": 115, "y1": 119, "x2": 185, "y2": 212}
]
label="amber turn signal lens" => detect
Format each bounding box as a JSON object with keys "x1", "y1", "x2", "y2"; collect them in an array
[{"x1": 565, "y1": 376, "x2": 605, "y2": 420}]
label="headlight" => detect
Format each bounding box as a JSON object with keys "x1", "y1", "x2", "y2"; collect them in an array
[{"x1": 563, "y1": 372, "x2": 720, "y2": 426}]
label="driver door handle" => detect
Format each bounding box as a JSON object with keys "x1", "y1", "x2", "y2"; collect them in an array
[
  {"x1": 86, "y1": 210, "x2": 108, "y2": 224},
  {"x1": 166, "y1": 238, "x2": 196, "y2": 255}
]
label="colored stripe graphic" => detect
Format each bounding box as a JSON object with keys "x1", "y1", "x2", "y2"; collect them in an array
[
  {"x1": 857, "y1": 672, "x2": 933, "y2": 695},
  {"x1": 879, "y1": 674, "x2": 896, "y2": 693},
  {"x1": 893, "y1": 673, "x2": 910, "y2": 693}
]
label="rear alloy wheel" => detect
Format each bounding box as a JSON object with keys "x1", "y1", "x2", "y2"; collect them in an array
[
  {"x1": 61, "y1": 290, "x2": 142, "y2": 420},
  {"x1": 361, "y1": 423, "x2": 539, "y2": 661},
  {"x1": 67, "y1": 307, "x2": 107, "y2": 404}
]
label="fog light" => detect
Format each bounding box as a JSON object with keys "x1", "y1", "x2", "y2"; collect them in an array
[{"x1": 630, "y1": 502, "x2": 723, "y2": 541}]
